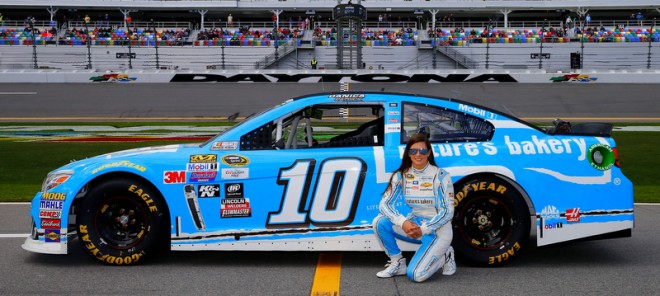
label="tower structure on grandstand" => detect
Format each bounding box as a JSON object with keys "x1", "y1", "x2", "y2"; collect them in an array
[{"x1": 333, "y1": 2, "x2": 367, "y2": 69}]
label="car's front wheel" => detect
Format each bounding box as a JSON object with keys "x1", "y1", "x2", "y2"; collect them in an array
[
  {"x1": 452, "y1": 177, "x2": 531, "y2": 267},
  {"x1": 76, "y1": 178, "x2": 167, "y2": 265}
]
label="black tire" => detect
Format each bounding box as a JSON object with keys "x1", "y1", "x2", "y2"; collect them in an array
[
  {"x1": 76, "y1": 178, "x2": 167, "y2": 265},
  {"x1": 452, "y1": 177, "x2": 530, "y2": 267}
]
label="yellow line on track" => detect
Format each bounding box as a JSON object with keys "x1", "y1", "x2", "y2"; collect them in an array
[{"x1": 310, "y1": 252, "x2": 342, "y2": 296}]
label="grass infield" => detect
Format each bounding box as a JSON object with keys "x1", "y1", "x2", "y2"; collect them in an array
[{"x1": 0, "y1": 123, "x2": 657, "y2": 203}]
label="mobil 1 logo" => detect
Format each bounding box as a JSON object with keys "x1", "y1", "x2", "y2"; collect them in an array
[
  {"x1": 198, "y1": 184, "x2": 220, "y2": 198},
  {"x1": 225, "y1": 183, "x2": 243, "y2": 198}
]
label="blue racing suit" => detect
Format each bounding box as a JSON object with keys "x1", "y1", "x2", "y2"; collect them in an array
[{"x1": 373, "y1": 163, "x2": 454, "y2": 282}]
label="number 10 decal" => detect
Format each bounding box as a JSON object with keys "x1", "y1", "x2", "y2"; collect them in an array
[{"x1": 267, "y1": 157, "x2": 367, "y2": 228}]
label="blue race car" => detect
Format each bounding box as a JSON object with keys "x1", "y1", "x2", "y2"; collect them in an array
[{"x1": 23, "y1": 92, "x2": 634, "y2": 266}]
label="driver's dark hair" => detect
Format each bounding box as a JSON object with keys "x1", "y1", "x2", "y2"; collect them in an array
[{"x1": 383, "y1": 133, "x2": 436, "y2": 194}]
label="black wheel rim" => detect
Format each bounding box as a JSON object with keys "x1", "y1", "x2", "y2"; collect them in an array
[
  {"x1": 457, "y1": 196, "x2": 514, "y2": 250},
  {"x1": 94, "y1": 196, "x2": 149, "y2": 250}
]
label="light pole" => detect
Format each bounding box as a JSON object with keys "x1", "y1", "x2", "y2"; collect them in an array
[
  {"x1": 126, "y1": 17, "x2": 133, "y2": 70},
  {"x1": 220, "y1": 23, "x2": 225, "y2": 70},
  {"x1": 29, "y1": 19, "x2": 38, "y2": 69},
  {"x1": 538, "y1": 19, "x2": 546, "y2": 69},
  {"x1": 274, "y1": 26, "x2": 279, "y2": 68},
  {"x1": 151, "y1": 20, "x2": 160, "y2": 69},
  {"x1": 648, "y1": 18, "x2": 655, "y2": 69},
  {"x1": 486, "y1": 20, "x2": 493, "y2": 69},
  {"x1": 84, "y1": 15, "x2": 92, "y2": 69},
  {"x1": 127, "y1": 34, "x2": 133, "y2": 70}
]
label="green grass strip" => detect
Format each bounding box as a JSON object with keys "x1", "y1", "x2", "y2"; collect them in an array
[{"x1": 0, "y1": 127, "x2": 657, "y2": 203}]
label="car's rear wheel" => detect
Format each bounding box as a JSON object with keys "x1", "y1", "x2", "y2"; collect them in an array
[
  {"x1": 452, "y1": 177, "x2": 531, "y2": 267},
  {"x1": 76, "y1": 178, "x2": 166, "y2": 265}
]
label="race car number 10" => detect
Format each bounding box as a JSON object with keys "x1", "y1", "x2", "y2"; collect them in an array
[{"x1": 267, "y1": 157, "x2": 367, "y2": 228}]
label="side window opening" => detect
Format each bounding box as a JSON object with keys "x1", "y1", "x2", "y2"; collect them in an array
[
  {"x1": 240, "y1": 104, "x2": 385, "y2": 150},
  {"x1": 402, "y1": 103, "x2": 494, "y2": 144}
]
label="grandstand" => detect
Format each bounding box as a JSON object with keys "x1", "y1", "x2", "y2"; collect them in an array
[{"x1": 0, "y1": 0, "x2": 659, "y2": 71}]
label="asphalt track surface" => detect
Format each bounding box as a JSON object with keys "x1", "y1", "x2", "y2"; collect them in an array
[
  {"x1": 0, "y1": 83, "x2": 659, "y2": 121},
  {"x1": 1, "y1": 203, "x2": 658, "y2": 295}
]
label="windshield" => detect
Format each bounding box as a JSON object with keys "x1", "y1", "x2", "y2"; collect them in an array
[{"x1": 201, "y1": 99, "x2": 293, "y2": 147}]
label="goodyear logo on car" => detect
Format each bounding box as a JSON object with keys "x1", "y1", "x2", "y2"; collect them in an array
[
  {"x1": 190, "y1": 154, "x2": 217, "y2": 163},
  {"x1": 222, "y1": 155, "x2": 250, "y2": 167},
  {"x1": 92, "y1": 161, "x2": 147, "y2": 174}
]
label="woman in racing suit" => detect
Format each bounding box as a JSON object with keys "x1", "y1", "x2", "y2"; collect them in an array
[{"x1": 373, "y1": 133, "x2": 456, "y2": 282}]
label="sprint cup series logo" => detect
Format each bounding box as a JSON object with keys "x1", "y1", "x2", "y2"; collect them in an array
[{"x1": 221, "y1": 155, "x2": 249, "y2": 167}]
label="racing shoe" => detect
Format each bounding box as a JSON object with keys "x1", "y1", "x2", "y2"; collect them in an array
[
  {"x1": 442, "y1": 246, "x2": 456, "y2": 275},
  {"x1": 376, "y1": 258, "x2": 407, "y2": 278}
]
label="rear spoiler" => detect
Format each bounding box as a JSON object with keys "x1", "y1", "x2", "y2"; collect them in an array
[{"x1": 546, "y1": 119, "x2": 613, "y2": 137}]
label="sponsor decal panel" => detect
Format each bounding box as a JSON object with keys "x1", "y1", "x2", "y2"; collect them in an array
[
  {"x1": 164, "y1": 171, "x2": 186, "y2": 184},
  {"x1": 225, "y1": 183, "x2": 244, "y2": 197},
  {"x1": 40, "y1": 200, "x2": 64, "y2": 210},
  {"x1": 198, "y1": 184, "x2": 221, "y2": 198},
  {"x1": 540, "y1": 205, "x2": 560, "y2": 220},
  {"x1": 190, "y1": 154, "x2": 217, "y2": 163},
  {"x1": 587, "y1": 144, "x2": 615, "y2": 171},
  {"x1": 45, "y1": 229, "x2": 61, "y2": 243},
  {"x1": 186, "y1": 162, "x2": 219, "y2": 172},
  {"x1": 41, "y1": 219, "x2": 61, "y2": 229},
  {"x1": 221, "y1": 197, "x2": 252, "y2": 218},
  {"x1": 189, "y1": 171, "x2": 217, "y2": 183},
  {"x1": 41, "y1": 192, "x2": 66, "y2": 200},
  {"x1": 39, "y1": 210, "x2": 62, "y2": 219},
  {"x1": 221, "y1": 168, "x2": 249, "y2": 180},
  {"x1": 566, "y1": 208, "x2": 581, "y2": 222},
  {"x1": 211, "y1": 141, "x2": 238, "y2": 150}
]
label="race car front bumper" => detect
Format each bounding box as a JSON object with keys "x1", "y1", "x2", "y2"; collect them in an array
[{"x1": 21, "y1": 218, "x2": 68, "y2": 255}]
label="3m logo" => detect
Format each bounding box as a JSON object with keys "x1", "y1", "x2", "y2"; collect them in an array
[
  {"x1": 566, "y1": 208, "x2": 581, "y2": 222},
  {"x1": 164, "y1": 171, "x2": 186, "y2": 184},
  {"x1": 190, "y1": 154, "x2": 217, "y2": 163}
]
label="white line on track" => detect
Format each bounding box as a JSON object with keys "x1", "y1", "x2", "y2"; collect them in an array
[
  {"x1": 0, "y1": 234, "x2": 29, "y2": 238},
  {"x1": 0, "y1": 92, "x2": 37, "y2": 95}
]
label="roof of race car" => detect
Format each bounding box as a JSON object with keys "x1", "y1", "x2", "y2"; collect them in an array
[{"x1": 288, "y1": 92, "x2": 545, "y2": 132}]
